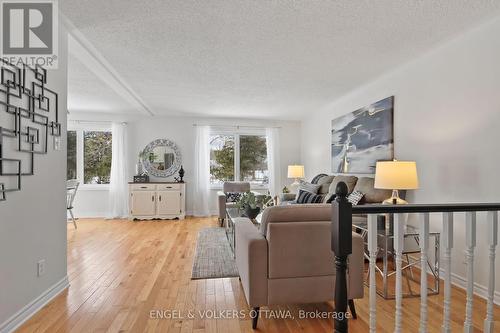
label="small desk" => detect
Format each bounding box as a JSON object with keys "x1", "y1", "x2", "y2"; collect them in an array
[{"x1": 353, "y1": 214, "x2": 440, "y2": 299}]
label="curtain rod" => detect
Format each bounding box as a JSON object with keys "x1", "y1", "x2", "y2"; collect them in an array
[{"x1": 192, "y1": 124, "x2": 281, "y2": 129}]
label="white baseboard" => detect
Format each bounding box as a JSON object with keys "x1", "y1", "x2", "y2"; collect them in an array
[
  {"x1": 439, "y1": 269, "x2": 500, "y2": 305},
  {"x1": 0, "y1": 276, "x2": 69, "y2": 333}
]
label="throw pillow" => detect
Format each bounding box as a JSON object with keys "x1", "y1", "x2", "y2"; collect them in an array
[
  {"x1": 311, "y1": 174, "x2": 329, "y2": 184},
  {"x1": 297, "y1": 181, "x2": 321, "y2": 194},
  {"x1": 353, "y1": 177, "x2": 392, "y2": 204},
  {"x1": 225, "y1": 192, "x2": 242, "y2": 203},
  {"x1": 347, "y1": 191, "x2": 364, "y2": 205},
  {"x1": 316, "y1": 175, "x2": 335, "y2": 194},
  {"x1": 328, "y1": 175, "x2": 358, "y2": 194},
  {"x1": 324, "y1": 193, "x2": 336, "y2": 204},
  {"x1": 296, "y1": 189, "x2": 325, "y2": 204}
]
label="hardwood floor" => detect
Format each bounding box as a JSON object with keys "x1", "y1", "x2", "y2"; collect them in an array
[{"x1": 16, "y1": 217, "x2": 500, "y2": 332}]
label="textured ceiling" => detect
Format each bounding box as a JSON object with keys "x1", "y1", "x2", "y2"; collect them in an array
[
  {"x1": 68, "y1": 53, "x2": 136, "y2": 114},
  {"x1": 63, "y1": 0, "x2": 500, "y2": 120}
]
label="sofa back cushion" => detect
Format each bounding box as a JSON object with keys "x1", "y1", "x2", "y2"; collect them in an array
[
  {"x1": 259, "y1": 204, "x2": 331, "y2": 237},
  {"x1": 311, "y1": 174, "x2": 335, "y2": 194},
  {"x1": 267, "y1": 221, "x2": 335, "y2": 279},
  {"x1": 327, "y1": 175, "x2": 358, "y2": 195},
  {"x1": 353, "y1": 177, "x2": 392, "y2": 204}
]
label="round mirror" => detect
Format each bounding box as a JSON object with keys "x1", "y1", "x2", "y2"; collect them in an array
[{"x1": 142, "y1": 139, "x2": 181, "y2": 177}]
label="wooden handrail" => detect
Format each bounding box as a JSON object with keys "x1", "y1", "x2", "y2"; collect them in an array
[{"x1": 352, "y1": 203, "x2": 500, "y2": 214}]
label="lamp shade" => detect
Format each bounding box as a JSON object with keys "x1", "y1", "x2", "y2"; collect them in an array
[
  {"x1": 287, "y1": 165, "x2": 305, "y2": 179},
  {"x1": 374, "y1": 161, "x2": 419, "y2": 190}
]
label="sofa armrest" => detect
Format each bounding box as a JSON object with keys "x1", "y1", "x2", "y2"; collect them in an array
[
  {"x1": 235, "y1": 219, "x2": 268, "y2": 307},
  {"x1": 348, "y1": 231, "x2": 365, "y2": 300},
  {"x1": 217, "y1": 191, "x2": 227, "y2": 219}
]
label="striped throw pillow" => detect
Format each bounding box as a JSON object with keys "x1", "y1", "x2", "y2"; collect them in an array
[
  {"x1": 298, "y1": 181, "x2": 321, "y2": 194},
  {"x1": 296, "y1": 190, "x2": 324, "y2": 204}
]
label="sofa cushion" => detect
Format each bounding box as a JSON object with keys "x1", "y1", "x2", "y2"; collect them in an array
[
  {"x1": 353, "y1": 177, "x2": 392, "y2": 204},
  {"x1": 259, "y1": 204, "x2": 331, "y2": 237},
  {"x1": 328, "y1": 175, "x2": 358, "y2": 195},
  {"x1": 223, "y1": 181, "x2": 250, "y2": 193},
  {"x1": 296, "y1": 190, "x2": 325, "y2": 204},
  {"x1": 315, "y1": 175, "x2": 335, "y2": 194}
]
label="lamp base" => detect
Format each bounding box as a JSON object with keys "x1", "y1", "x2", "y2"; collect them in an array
[
  {"x1": 382, "y1": 190, "x2": 408, "y2": 205},
  {"x1": 290, "y1": 179, "x2": 301, "y2": 194}
]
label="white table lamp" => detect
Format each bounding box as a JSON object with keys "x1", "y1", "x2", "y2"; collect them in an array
[
  {"x1": 287, "y1": 165, "x2": 304, "y2": 193},
  {"x1": 374, "y1": 160, "x2": 419, "y2": 204}
]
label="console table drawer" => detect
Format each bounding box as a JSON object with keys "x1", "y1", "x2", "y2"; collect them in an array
[
  {"x1": 157, "y1": 184, "x2": 181, "y2": 191},
  {"x1": 131, "y1": 184, "x2": 157, "y2": 191}
]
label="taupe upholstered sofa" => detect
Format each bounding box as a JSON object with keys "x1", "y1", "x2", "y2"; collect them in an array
[{"x1": 235, "y1": 204, "x2": 364, "y2": 329}]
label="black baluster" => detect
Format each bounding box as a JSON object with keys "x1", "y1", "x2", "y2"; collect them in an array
[{"x1": 331, "y1": 182, "x2": 352, "y2": 333}]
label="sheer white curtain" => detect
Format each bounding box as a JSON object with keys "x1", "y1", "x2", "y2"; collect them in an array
[
  {"x1": 266, "y1": 127, "x2": 281, "y2": 197},
  {"x1": 107, "y1": 122, "x2": 129, "y2": 219},
  {"x1": 193, "y1": 125, "x2": 211, "y2": 216}
]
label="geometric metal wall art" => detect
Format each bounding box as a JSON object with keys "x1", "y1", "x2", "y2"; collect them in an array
[{"x1": 0, "y1": 58, "x2": 61, "y2": 202}]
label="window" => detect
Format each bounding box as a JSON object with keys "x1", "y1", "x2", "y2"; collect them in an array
[
  {"x1": 83, "y1": 131, "x2": 112, "y2": 184},
  {"x1": 210, "y1": 135, "x2": 235, "y2": 184},
  {"x1": 67, "y1": 130, "x2": 77, "y2": 180},
  {"x1": 67, "y1": 127, "x2": 112, "y2": 186},
  {"x1": 239, "y1": 135, "x2": 268, "y2": 185},
  {"x1": 209, "y1": 131, "x2": 268, "y2": 187}
]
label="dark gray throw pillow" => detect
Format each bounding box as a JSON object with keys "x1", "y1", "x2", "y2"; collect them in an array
[{"x1": 325, "y1": 193, "x2": 336, "y2": 203}]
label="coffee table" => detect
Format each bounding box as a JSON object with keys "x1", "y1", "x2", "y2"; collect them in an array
[{"x1": 225, "y1": 207, "x2": 262, "y2": 254}]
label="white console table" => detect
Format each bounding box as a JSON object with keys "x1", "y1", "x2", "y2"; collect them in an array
[{"x1": 129, "y1": 182, "x2": 186, "y2": 220}]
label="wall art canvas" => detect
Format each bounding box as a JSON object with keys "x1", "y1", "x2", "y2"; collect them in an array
[{"x1": 331, "y1": 96, "x2": 394, "y2": 174}]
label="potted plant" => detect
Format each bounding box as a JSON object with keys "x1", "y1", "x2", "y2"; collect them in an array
[{"x1": 236, "y1": 192, "x2": 274, "y2": 219}]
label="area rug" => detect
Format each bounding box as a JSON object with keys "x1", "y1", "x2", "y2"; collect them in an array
[{"x1": 191, "y1": 227, "x2": 239, "y2": 279}]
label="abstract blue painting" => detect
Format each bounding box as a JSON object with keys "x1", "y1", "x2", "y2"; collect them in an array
[{"x1": 331, "y1": 96, "x2": 394, "y2": 174}]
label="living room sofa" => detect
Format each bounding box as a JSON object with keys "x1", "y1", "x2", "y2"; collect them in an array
[
  {"x1": 234, "y1": 203, "x2": 365, "y2": 329},
  {"x1": 281, "y1": 174, "x2": 393, "y2": 207}
]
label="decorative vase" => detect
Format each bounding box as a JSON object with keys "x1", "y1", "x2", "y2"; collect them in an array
[
  {"x1": 245, "y1": 206, "x2": 261, "y2": 220},
  {"x1": 179, "y1": 165, "x2": 185, "y2": 182},
  {"x1": 136, "y1": 160, "x2": 143, "y2": 175}
]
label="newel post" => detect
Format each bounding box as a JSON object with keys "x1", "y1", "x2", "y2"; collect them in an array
[{"x1": 331, "y1": 182, "x2": 352, "y2": 333}]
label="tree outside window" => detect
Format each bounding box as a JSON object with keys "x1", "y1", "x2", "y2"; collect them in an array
[
  {"x1": 66, "y1": 129, "x2": 112, "y2": 185},
  {"x1": 210, "y1": 135, "x2": 234, "y2": 184},
  {"x1": 67, "y1": 130, "x2": 77, "y2": 180},
  {"x1": 209, "y1": 133, "x2": 268, "y2": 186},
  {"x1": 83, "y1": 131, "x2": 112, "y2": 184}
]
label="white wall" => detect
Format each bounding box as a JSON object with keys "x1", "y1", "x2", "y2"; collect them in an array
[
  {"x1": 0, "y1": 28, "x2": 69, "y2": 331},
  {"x1": 71, "y1": 116, "x2": 301, "y2": 217},
  {"x1": 301, "y1": 16, "x2": 500, "y2": 299},
  {"x1": 128, "y1": 117, "x2": 301, "y2": 215}
]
